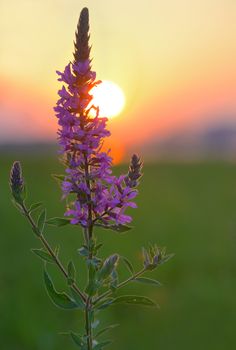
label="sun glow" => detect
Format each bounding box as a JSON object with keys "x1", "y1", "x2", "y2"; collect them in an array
[{"x1": 90, "y1": 80, "x2": 125, "y2": 118}]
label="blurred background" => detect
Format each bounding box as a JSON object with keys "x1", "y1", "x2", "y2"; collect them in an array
[{"x1": 1, "y1": 0, "x2": 236, "y2": 349}]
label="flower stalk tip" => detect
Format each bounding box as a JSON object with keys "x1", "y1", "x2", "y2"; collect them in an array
[
  {"x1": 10, "y1": 161, "x2": 25, "y2": 204},
  {"x1": 73, "y1": 7, "x2": 91, "y2": 65},
  {"x1": 125, "y1": 154, "x2": 143, "y2": 188}
]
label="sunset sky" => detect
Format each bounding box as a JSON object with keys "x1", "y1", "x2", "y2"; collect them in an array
[{"x1": 1, "y1": 0, "x2": 235, "y2": 158}]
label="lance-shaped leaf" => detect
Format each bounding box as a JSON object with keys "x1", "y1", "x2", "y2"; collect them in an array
[
  {"x1": 31, "y1": 249, "x2": 55, "y2": 264},
  {"x1": 37, "y1": 209, "x2": 46, "y2": 235},
  {"x1": 94, "y1": 298, "x2": 114, "y2": 310},
  {"x1": 95, "y1": 324, "x2": 119, "y2": 338},
  {"x1": 85, "y1": 262, "x2": 100, "y2": 296},
  {"x1": 67, "y1": 261, "x2": 76, "y2": 286},
  {"x1": 92, "y1": 319, "x2": 100, "y2": 329},
  {"x1": 70, "y1": 331, "x2": 85, "y2": 348},
  {"x1": 78, "y1": 246, "x2": 89, "y2": 257},
  {"x1": 46, "y1": 217, "x2": 71, "y2": 227},
  {"x1": 70, "y1": 287, "x2": 85, "y2": 309},
  {"x1": 120, "y1": 256, "x2": 134, "y2": 275},
  {"x1": 110, "y1": 270, "x2": 119, "y2": 292},
  {"x1": 159, "y1": 253, "x2": 175, "y2": 265},
  {"x1": 86, "y1": 279, "x2": 100, "y2": 297},
  {"x1": 134, "y1": 277, "x2": 162, "y2": 287},
  {"x1": 51, "y1": 174, "x2": 65, "y2": 185},
  {"x1": 112, "y1": 295, "x2": 158, "y2": 307},
  {"x1": 43, "y1": 269, "x2": 77, "y2": 309},
  {"x1": 28, "y1": 202, "x2": 43, "y2": 213},
  {"x1": 96, "y1": 224, "x2": 132, "y2": 233},
  {"x1": 93, "y1": 340, "x2": 112, "y2": 350}
]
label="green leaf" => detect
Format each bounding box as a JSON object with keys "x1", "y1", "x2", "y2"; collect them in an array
[
  {"x1": 46, "y1": 217, "x2": 71, "y2": 227},
  {"x1": 11, "y1": 199, "x2": 24, "y2": 213},
  {"x1": 85, "y1": 279, "x2": 100, "y2": 297},
  {"x1": 94, "y1": 243, "x2": 103, "y2": 254},
  {"x1": 37, "y1": 209, "x2": 46, "y2": 235},
  {"x1": 32, "y1": 226, "x2": 40, "y2": 236},
  {"x1": 51, "y1": 174, "x2": 65, "y2": 186},
  {"x1": 98, "y1": 224, "x2": 132, "y2": 233},
  {"x1": 70, "y1": 331, "x2": 85, "y2": 348},
  {"x1": 28, "y1": 202, "x2": 43, "y2": 213},
  {"x1": 67, "y1": 261, "x2": 76, "y2": 286},
  {"x1": 31, "y1": 249, "x2": 55, "y2": 264},
  {"x1": 94, "y1": 298, "x2": 114, "y2": 310},
  {"x1": 160, "y1": 253, "x2": 175, "y2": 265},
  {"x1": 134, "y1": 277, "x2": 162, "y2": 287},
  {"x1": 121, "y1": 256, "x2": 134, "y2": 275},
  {"x1": 95, "y1": 324, "x2": 119, "y2": 338},
  {"x1": 111, "y1": 224, "x2": 132, "y2": 233},
  {"x1": 69, "y1": 287, "x2": 85, "y2": 309},
  {"x1": 92, "y1": 319, "x2": 100, "y2": 329},
  {"x1": 110, "y1": 270, "x2": 118, "y2": 292},
  {"x1": 93, "y1": 340, "x2": 112, "y2": 350},
  {"x1": 43, "y1": 269, "x2": 77, "y2": 309},
  {"x1": 112, "y1": 295, "x2": 158, "y2": 307},
  {"x1": 54, "y1": 245, "x2": 60, "y2": 257},
  {"x1": 88, "y1": 257, "x2": 102, "y2": 268},
  {"x1": 78, "y1": 246, "x2": 89, "y2": 257}
]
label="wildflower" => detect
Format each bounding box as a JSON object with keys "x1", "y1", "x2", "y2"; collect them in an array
[{"x1": 55, "y1": 8, "x2": 142, "y2": 229}]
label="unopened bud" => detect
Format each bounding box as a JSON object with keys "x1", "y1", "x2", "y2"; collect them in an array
[
  {"x1": 98, "y1": 254, "x2": 119, "y2": 280},
  {"x1": 125, "y1": 154, "x2": 143, "y2": 188},
  {"x1": 10, "y1": 161, "x2": 25, "y2": 204}
]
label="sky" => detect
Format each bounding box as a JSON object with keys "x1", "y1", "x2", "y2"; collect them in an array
[{"x1": 0, "y1": 0, "x2": 236, "y2": 159}]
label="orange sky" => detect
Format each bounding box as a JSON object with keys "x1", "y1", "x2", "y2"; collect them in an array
[{"x1": 1, "y1": 0, "x2": 236, "y2": 160}]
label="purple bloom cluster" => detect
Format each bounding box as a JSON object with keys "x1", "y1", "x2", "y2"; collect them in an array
[{"x1": 54, "y1": 8, "x2": 142, "y2": 229}]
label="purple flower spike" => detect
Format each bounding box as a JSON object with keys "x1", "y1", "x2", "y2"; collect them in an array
[{"x1": 55, "y1": 8, "x2": 142, "y2": 230}]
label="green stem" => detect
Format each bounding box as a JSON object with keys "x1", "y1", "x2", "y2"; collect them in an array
[
  {"x1": 94, "y1": 268, "x2": 146, "y2": 304},
  {"x1": 85, "y1": 297, "x2": 93, "y2": 350},
  {"x1": 21, "y1": 204, "x2": 86, "y2": 302}
]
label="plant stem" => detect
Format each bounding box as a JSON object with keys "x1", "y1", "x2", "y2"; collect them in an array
[
  {"x1": 85, "y1": 297, "x2": 93, "y2": 350},
  {"x1": 83, "y1": 152, "x2": 94, "y2": 349},
  {"x1": 21, "y1": 204, "x2": 86, "y2": 302},
  {"x1": 84, "y1": 227, "x2": 93, "y2": 349},
  {"x1": 94, "y1": 268, "x2": 146, "y2": 304},
  {"x1": 83, "y1": 154, "x2": 93, "y2": 240}
]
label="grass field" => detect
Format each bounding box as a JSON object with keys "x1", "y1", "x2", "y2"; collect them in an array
[{"x1": 1, "y1": 156, "x2": 236, "y2": 350}]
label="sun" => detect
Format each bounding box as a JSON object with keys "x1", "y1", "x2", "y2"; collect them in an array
[{"x1": 90, "y1": 80, "x2": 125, "y2": 118}]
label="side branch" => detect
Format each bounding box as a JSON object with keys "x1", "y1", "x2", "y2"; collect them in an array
[
  {"x1": 21, "y1": 204, "x2": 86, "y2": 302},
  {"x1": 94, "y1": 267, "x2": 146, "y2": 304}
]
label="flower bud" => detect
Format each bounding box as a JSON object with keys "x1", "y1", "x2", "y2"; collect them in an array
[
  {"x1": 73, "y1": 7, "x2": 91, "y2": 68},
  {"x1": 142, "y1": 245, "x2": 165, "y2": 270},
  {"x1": 98, "y1": 254, "x2": 119, "y2": 280},
  {"x1": 125, "y1": 154, "x2": 143, "y2": 188},
  {"x1": 10, "y1": 161, "x2": 25, "y2": 204}
]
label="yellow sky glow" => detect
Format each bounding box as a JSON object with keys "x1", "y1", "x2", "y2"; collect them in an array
[{"x1": 1, "y1": 0, "x2": 236, "y2": 159}]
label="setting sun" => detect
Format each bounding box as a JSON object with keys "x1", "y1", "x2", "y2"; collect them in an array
[{"x1": 90, "y1": 80, "x2": 125, "y2": 118}]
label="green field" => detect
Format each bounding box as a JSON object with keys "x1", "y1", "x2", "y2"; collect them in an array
[{"x1": 1, "y1": 156, "x2": 236, "y2": 350}]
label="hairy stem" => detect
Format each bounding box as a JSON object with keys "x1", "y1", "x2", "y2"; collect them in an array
[
  {"x1": 94, "y1": 268, "x2": 146, "y2": 304},
  {"x1": 21, "y1": 204, "x2": 86, "y2": 302}
]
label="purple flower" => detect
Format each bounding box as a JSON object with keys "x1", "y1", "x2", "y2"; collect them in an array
[{"x1": 55, "y1": 8, "x2": 142, "y2": 229}]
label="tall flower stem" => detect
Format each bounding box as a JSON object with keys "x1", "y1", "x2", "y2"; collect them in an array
[
  {"x1": 21, "y1": 203, "x2": 86, "y2": 302},
  {"x1": 83, "y1": 149, "x2": 94, "y2": 350},
  {"x1": 83, "y1": 226, "x2": 94, "y2": 349}
]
